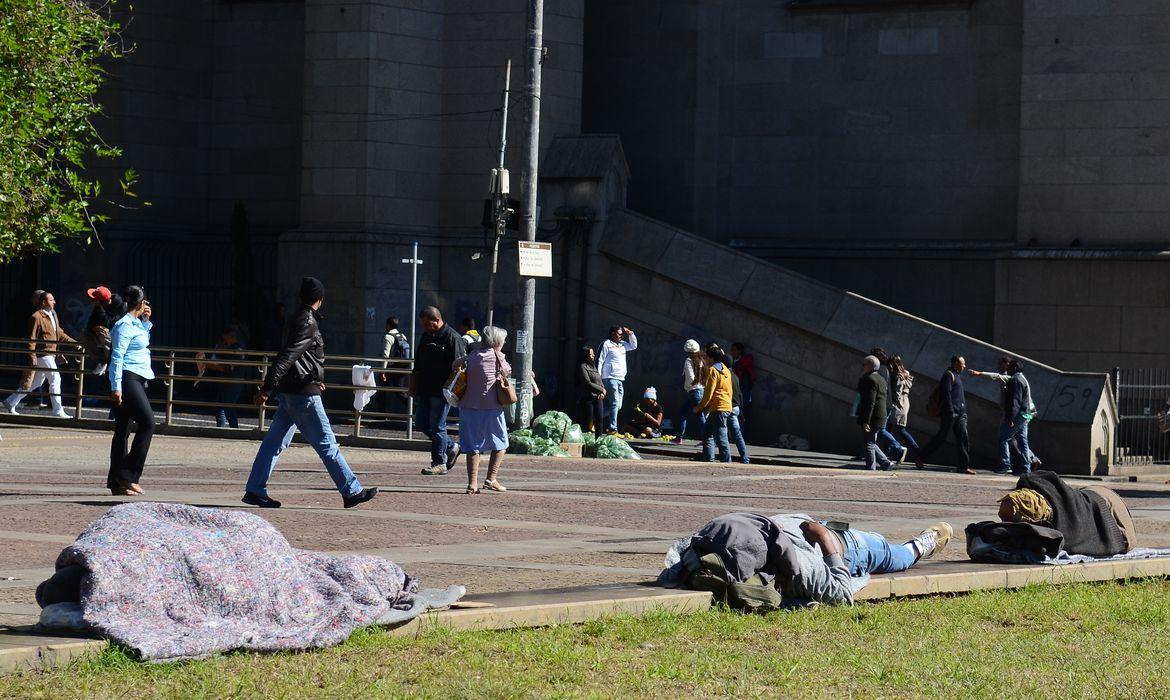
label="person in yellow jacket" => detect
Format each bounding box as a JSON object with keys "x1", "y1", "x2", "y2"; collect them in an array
[{"x1": 693, "y1": 343, "x2": 734, "y2": 462}]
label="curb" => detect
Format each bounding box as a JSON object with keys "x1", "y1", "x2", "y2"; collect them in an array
[{"x1": 5, "y1": 557, "x2": 1169, "y2": 673}]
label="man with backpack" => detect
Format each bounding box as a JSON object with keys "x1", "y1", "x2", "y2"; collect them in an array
[
  {"x1": 919, "y1": 355, "x2": 976, "y2": 474},
  {"x1": 379, "y1": 315, "x2": 411, "y2": 414}
]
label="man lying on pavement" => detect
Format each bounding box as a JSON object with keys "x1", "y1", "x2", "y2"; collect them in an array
[{"x1": 659, "y1": 512, "x2": 952, "y2": 610}]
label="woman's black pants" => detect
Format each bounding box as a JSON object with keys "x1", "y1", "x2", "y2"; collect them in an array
[
  {"x1": 108, "y1": 372, "x2": 154, "y2": 489},
  {"x1": 578, "y1": 396, "x2": 604, "y2": 435}
]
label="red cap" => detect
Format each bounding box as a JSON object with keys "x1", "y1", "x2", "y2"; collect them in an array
[{"x1": 87, "y1": 286, "x2": 112, "y2": 303}]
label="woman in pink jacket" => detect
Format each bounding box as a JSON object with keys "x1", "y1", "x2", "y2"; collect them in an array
[{"x1": 453, "y1": 325, "x2": 512, "y2": 494}]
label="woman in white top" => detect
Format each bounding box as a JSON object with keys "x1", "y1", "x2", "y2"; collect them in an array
[{"x1": 671, "y1": 339, "x2": 707, "y2": 444}]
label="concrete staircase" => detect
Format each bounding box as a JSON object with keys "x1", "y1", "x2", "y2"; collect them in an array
[{"x1": 586, "y1": 207, "x2": 1116, "y2": 475}]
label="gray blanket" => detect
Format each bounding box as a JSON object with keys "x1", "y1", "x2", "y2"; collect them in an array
[{"x1": 38, "y1": 502, "x2": 463, "y2": 661}]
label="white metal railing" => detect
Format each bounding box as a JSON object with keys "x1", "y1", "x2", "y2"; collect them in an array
[{"x1": 0, "y1": 335, "x2": 421, "y2": 439}]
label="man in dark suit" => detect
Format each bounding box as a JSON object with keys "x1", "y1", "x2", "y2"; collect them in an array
[{"x1": 857, "y1": 355, "x2": 893, "y2": 471}]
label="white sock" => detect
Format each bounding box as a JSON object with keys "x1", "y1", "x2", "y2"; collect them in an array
[{"x1": 905, "y1": 541, "x2": 922, "y2": 559}]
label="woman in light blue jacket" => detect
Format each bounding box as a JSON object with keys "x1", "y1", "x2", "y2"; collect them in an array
[{"x1": 107, "y1": 286, "x2": 155, "y2": 496}]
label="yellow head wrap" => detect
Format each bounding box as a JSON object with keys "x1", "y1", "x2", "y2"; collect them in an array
[{"x1": 998, "y1": 488, "x2": 1053, "y2": 524}]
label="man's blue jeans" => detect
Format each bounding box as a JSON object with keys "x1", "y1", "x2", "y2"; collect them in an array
[
  {"x1": 728, "y1": 406, "x2": 750, "y2": 463},
  {"x1": 841, "y1": 528, "x2": 917, "y2": 577},
  {"x1": 701, "y1": 411, "x2": 731, "y2": 462},
  {"x1": 998, "y1": 416, "x2": 1034, "y2": 473},
  {"x1": 247, "y1": 393, "x2": 362, "y2": 498},
  {"x1": 414, "y1": 394, "x2": 452, "y2": 467},
  {"x1": 677, "y1": 388, "x2": 706, "y2": 439},
  {"x1": 603, "y1": 378, "x2": 624, "y2": 431}
]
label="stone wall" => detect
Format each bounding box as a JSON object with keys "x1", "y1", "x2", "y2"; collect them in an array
[
  {"x1": 1019, "y1": 1, "x2": 1170, "y2": 246},
  {"x1": 589, "y1": 208, "x2": 1116, "y2": 475},
  {"x1": 994, "y1": 255, "x2": 1170, "y2": 372},
  {"x1": 97, "y1": 1, "x2": 305, "y2": 237},
  {"x1": 583, "y1": 0, "x2": 1023, "y2": 244}
]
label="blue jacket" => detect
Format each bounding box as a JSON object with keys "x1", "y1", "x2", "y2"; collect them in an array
[{"x1": 110, "y1": 314, "x2": 154, "y2": 392}]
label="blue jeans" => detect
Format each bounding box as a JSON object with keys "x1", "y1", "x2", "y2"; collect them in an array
[
  {"x1": 864, "y1": 425, "x2": 892, "y2": 470},
  {"x1": 1017, "y1": 418, "x2": 1038, "y2": 466},
  {"x1": 414, "y1": 394, "x2": 453, "y2": 467},
  {"x1": 888, "y1": 424, "x2": 920, "y2": 459},
  {"x1": 603, "y1": 378, "x2": 624, "y2": 431},
  {"x1": 998, "y1": 417, "x2": 1034, "y2": 472},
  {"x1": 877, "y1": 411, "x2": 904, "y2": 455},
  {"x1": 215, "y1": 384, "x2": 241, "y2": 428},
  {"x1": 701, "y1": 411, "x2": 731, "y2": 462},
  {"x1": 729, "y1": 406, "x2": 750, "y2": 463},
  {"x1": 247, "y1": 393, "x2": 362, "y2": 498},
  {"x1": 840, "y1": 528, "x2": 918, "y2": 577},
  {"x1": 677, "y1": 388, "x2": 705, "y2": 439}
]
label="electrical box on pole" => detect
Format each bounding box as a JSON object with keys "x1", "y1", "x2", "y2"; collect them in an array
[{"x1": 484, "y1": 60, "x2": 513, "y2": 329}]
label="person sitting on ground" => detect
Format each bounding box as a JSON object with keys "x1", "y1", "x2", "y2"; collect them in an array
[
  {"x1": 627, "y1": 387, "x2": 664, "y2": 439},
  {"x1": 996, "y1": 471, "x2": 1134, "y2": 556},
  {"x1": 662, "y1": 512, "x2": 952, "y2": 608}
]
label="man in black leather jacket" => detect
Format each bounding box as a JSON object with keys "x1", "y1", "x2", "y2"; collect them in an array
[{"x1": 242, "y1": 277, "x2": 378, "y2": 509}]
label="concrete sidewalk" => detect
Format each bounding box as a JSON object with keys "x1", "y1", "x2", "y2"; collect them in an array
[{"x1": 1, "y1": 424, "x2": 1169, "y2": 673}]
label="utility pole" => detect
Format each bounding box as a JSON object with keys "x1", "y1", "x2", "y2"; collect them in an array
[
  {"x1": 512, "y1": 0, "x2": 543, "y2": 428},
  {"x1": 485, "y1": 60, "x2": 513, "y2": 328}
]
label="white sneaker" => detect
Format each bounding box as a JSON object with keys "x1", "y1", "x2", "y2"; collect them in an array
[
  {"x1": 52, "y1": 410, "x2": 71, "y2": 419},
  {"x1": 911, "y1": 522, "x2": 953, "y2": 561},
  {"x1": 4, "y1": 403, "x2": 17, "y2": 415},
  {"x1": 895, "y1": 446, "x2": 909, "y2": 465}
]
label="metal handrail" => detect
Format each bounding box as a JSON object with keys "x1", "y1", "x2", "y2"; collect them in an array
[{"x1": 0, "y1": 335, "x2": 421, "y2": 439}]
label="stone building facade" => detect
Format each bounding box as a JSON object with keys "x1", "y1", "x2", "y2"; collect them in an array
[
  {"x1": 4, "y1": 0, "x2": 1168, "y2": 389},
  {"x1": 583, "y1": 0, "x2": 1170, "y2": 373}
]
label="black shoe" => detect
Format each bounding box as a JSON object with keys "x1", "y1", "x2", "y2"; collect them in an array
[
  {"x1": 343, "y1": 487, "x2": 379, "y2": 509},
  {"x1": 242, "y1": 492, "x2": 281, "y2": 508},
  {"x1": 445, "y1": 445, "x2": 461, "y2": 472},
  {"x1": 992, "y1": 467, "x2": 1012, "y2": 474}
]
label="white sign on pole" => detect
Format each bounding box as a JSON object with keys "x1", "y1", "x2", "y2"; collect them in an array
[
  {"x1": 518, "y1": 241, "x2": 553, "y2": 277},
  {"x1": 515, "y1": 329, "x2": 530, "y2": 355}
]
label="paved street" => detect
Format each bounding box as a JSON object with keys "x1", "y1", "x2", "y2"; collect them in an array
[{"x1": 2, "y1": 425, "x2": 1170, "y2": 627}]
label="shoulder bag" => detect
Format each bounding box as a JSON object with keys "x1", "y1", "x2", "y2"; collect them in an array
[{"x1": 495, "y1": 350, "x2": 517, "y2": 406}]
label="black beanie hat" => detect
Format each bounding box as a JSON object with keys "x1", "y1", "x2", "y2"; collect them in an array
[{"x1": 300, "y1": 277, "x2": 325, "y2": 304}]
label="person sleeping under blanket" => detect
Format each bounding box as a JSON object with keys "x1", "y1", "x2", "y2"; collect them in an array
[{"x1": 967, "y1": 470, "x2": 1135, "y2": 563}]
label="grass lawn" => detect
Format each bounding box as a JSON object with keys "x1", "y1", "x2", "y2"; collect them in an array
[{"x1": 6, "y1": 579, "x2": 1170, "y2": 699}]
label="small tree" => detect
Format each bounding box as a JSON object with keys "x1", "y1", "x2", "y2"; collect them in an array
[{"x1": 0, "y1": 0, "x2": 139, "y2": 262}]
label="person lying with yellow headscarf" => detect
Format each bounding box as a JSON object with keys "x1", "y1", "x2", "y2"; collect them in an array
[{"x1": 994, "y1": 471, "x2": 1134, "y2": 557}]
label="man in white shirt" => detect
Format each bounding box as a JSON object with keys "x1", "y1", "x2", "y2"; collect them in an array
[
  {"x1": 597, "y1": 325, "x2": 638, "y2": 433},
  {"x1": 378, "y1": 315, "x2": 410, "y2": 414}
]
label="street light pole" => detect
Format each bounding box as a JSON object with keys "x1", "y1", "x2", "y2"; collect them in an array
[{"x1": 513, "y1": 0, "x2": 543, "y2": 428}]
